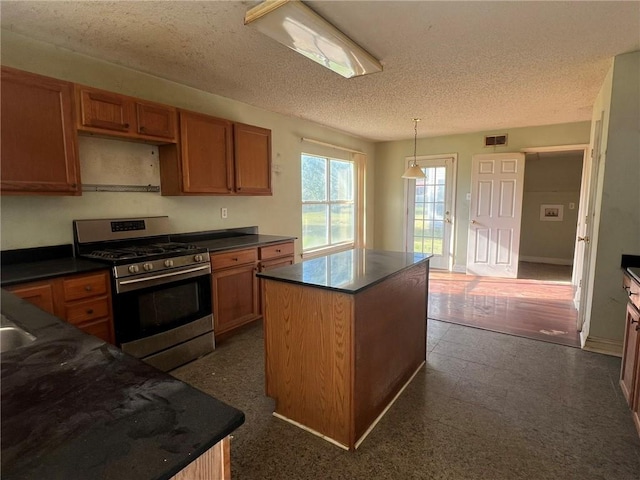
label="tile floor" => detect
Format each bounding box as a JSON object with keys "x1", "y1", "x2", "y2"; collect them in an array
[{"x1": 172, "y1": 320, "x2": 640, "y2": 480}]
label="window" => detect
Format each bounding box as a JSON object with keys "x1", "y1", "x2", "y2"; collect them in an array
[{"x1": 301, "y1": 154, "x2": 355, "y2": 253}]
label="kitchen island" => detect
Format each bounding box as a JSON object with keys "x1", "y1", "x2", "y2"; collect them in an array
[
  {"x1": 257, "y1": 249, "x2": 431, "y2": 450},
  {"x1": 0, "y1": 290, "x2": 244, "y2": 480}
]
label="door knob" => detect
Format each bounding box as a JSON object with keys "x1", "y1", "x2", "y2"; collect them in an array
[
  {"x1": 471, "y1": 220, "x2": 477, "y2": 224},
  {"x1": 577, "y1": 236, "x2": 590, "y2": 243}
]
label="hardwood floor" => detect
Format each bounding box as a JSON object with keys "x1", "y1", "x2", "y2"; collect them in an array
[{"x1": 428, "y1": 268, "x2": 580, "y2": 347}]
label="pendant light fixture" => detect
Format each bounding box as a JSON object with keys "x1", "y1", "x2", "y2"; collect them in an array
[{"x1": 402, "y1": 118, "x2": 426, "y2": 179}]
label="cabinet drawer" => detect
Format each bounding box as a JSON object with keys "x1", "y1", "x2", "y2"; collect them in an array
[
  {"x1": 65, "y1": 297, "x2": 110, "y2": 325},
  {"x1": 211, "y1": 248, "x2": 257, "y2": 270},
  {"x1": 260, "y1": 242, "x2": 294, "y2": 261},
  {"x1": 62, "y1": 273, "x2": 108, "y2": 302},
  {"x1": 7, "y1": 282, "x2": 56, "y2": 315},
  {"x1": 76, "y1": 317, "x2": 113, "y2": 344}
]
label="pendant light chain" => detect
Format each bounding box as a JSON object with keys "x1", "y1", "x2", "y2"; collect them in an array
[{"x1": 413, "y1": 119, "x2": 418, "y2": 165}]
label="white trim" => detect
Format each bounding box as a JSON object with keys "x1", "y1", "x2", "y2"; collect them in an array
[
  {"x1": 301, "y1": 137, "x2": 365, "y2": 155},
  {"x1": 301, "y1": 242, "x2": 353, "y2": 260},
  {"x1": 520, "y1": 144, "x2": 589, "y2": 153},
  {"x1": 453, "y1": 264, "x2": 467, "y2": 273},
  {"x1": 520, "y1": 256, "x2": 573, "y2": 266},
  {"x1": 272, "y1": 413, "x2": 349, "y2": 450},
  {"x1": 582, "y1": 335, "x2": 623, "y2": 357}
]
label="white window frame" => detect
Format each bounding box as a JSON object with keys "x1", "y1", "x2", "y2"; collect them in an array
[{"x1": 301, "y1": 152, "x2": 364, "y2": 259}]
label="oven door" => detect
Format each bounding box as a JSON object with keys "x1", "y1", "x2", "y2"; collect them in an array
[{"x1": 113, "y1": 265, "x2": 212, "y2": 346}]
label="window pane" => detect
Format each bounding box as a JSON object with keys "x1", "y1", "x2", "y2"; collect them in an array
[
  {"x1": 302, "y1": 155, "x2": 327, "y2": 201},
  {"x1": 435, "y1": 167, "x2": 446, "y2": 184},
  {"x1": 330, "y1": 204, "x2": 354, "y2": 244},
  {"x1": 302, "y1": 204, "x2": 328, "y2": 249},
  {"x1": 330, "y1": 160, "x2": 354, "y2": 201},
  {"x1": 436, "y1": 185, "x2": 445, "y2": 202},
  {"x1": 425, "y1": 185, "x2": 435, "y2": 202}
]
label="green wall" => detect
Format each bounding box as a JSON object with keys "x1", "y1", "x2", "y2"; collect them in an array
[{"x1": 374, "y1": 122, "x2": 591, "y2": 269}]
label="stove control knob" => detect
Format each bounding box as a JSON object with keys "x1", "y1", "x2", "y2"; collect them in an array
[
  {"x1": 164, "y1": 259, "x2": 174, "y2": 268},
  {"x1": 194, "y1": 254, "x2": 204, "y2": 262},
  {"x1": 143, "y1": 263, "x2": 153, "y2": 271},
  {"x1": 128, "y1": 265, "x2": 139, "y2": 274}
]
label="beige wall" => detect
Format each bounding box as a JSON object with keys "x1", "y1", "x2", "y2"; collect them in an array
[
  {"x1": 584, "y1": 50, "x2": 640, "y2": 346},
  {"x1": 520, "y1": 154, "x2": 583, "y2": 263},
  {"x1": 374, "y1": 122, "x2": 591, "y2": 269},
  {"x1": 0, "y1": 31, "x2": 376, "y2": 256}
]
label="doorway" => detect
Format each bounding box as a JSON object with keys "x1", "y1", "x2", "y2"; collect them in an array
[
  {"x1": 405, "y1": 155, "x2": 456, "y2": 270},
  {"x1": 518, "y1": 150, "x2": 584, "y2": 283}
]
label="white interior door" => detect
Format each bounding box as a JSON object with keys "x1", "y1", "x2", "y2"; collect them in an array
[
  {"x1": 467, "y1": 153, "x2": 525, "y2": 278},
  {"x1": 575, "y1": 114, "x2": 604, "y2": 330},
  {"x1": 406, "y1": 156, "x2": 455, "y2": 270}
]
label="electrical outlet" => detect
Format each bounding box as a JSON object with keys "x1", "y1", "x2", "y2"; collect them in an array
[
  {"x1": 221, "y1": 207, "x2": 228, "y2": 219},
  {"x1": 569, "y1": 202, "x2": 576, "y2": 210}
]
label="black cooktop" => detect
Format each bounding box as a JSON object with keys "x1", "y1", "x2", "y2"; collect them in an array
[{"x1": 81, "y1": 242, "x2": 206, "y2": 263}]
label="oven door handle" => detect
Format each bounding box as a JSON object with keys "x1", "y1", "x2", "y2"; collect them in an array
[{"x1": 116, "y1": 264, "x2": 211, "y2": 293}]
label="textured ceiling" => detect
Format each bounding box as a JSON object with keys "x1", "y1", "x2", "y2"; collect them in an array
[{"x1": 1, "y1": 1, "x2": 638, "y2": 141}]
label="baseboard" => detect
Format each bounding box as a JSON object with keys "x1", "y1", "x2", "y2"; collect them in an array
[
  {"x1": 453, "y1": 264, "x2": 466, "y2": 273},
  {"x1": 582, "y1": 335, "x2": 623, "y2": 357},
  {"x1": 520, "y1": 256, "x2": 573, "y2": 266}
]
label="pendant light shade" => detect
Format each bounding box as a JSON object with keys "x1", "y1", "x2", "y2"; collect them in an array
[{"x1": 402, "y1": 118, "x2": 426, "y2": 179}]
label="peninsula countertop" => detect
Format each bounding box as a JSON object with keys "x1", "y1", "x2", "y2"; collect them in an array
[
  {"x1": 256, "y1": 249, "x2": 431, "y2": 293},
  {"x1": 0, "y1": 290, "x2": 244, "y2": 480}
]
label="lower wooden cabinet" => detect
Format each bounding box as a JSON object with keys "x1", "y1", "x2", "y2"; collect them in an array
[
  {"x1": 210, "y1": 241, "x2": 295, "y2": 340},
  {"x1": 621, "y1": 271, "x2": 640, "y2": 438},
  {"x1": 211, "y1": 249, "x2": 260, "y2": 338},
  {"x1": 7, "y1": 271, "x2": 115, "y2": 344}
]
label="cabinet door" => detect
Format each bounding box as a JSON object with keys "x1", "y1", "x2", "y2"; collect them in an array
[
  {"x1": 180, "y1": 111, "x2": 234, "y2": 194},
  {"x1": 212, "y1": 263, "x2": 260, "y2": 335},
  {"x1": 136, "y1": 101, "x2": 177, "y2": 141},
  {"x1": 632, "y1": 351, "x2": 640, "y2": 435},
  {"x1": 234, "y1": 123, "x2": 272, "y2": 195},
  {"x1": 77, "y1": 86, "x2": 133, "y2": 133},
  {"x1": 7, "y1": 282, "x2": 56, "y2": 315},
  {"x1": 621, "y1": 303, "x2": 640, "y2": 406},
  {"x1": 1, "y1": 67, "x2": 80, "y2": 195}
]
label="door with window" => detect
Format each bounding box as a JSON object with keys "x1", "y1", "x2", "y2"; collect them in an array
[{"x1": 406, "y1": 156, "x2": 455, "y2": 270}]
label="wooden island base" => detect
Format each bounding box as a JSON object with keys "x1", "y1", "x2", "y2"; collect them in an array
[{"x1": 261, "y1": 253, "x2": 429, "y2": 451}]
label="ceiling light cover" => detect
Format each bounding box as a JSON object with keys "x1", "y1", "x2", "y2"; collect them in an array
[
  {"x1": 245, "y1": 0, "x2": 383, "y2": 78},
  {"x1": 402, "y1": 119, "x2": 426, "y2": 179}
]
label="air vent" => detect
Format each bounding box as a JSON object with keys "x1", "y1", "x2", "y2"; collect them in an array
[{"x1": 484, "y1": 134, "x2": 508, "y2": 147}]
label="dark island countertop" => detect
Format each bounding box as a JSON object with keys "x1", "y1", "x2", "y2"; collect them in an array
[
  {"x1": 0, "y1": 290, "x2": 244, "y2": 480},
  {"x1": 256, "y1": 249, "x2": 431, "y2": 293},
  {"x1": 1, "y1": 257, "x2": 109, "y2": 287}
]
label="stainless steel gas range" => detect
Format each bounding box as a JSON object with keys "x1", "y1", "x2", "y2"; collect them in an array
[{"x1": 73, "y1": 216, "x2": 213, "y2": 371}]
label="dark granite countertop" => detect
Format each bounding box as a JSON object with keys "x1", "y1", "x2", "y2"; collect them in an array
[
  {"x1": 0, "y1": 290, "x2": 244, "y2": 480},
  {"x1": 256, "y1": 249, "x2": 431, "y2": 293},
  {"x1": 1, "y1": 233, "x2": 295, "y2": 287},
  {"x1": 172, "y1": 233, "x2": 296, "y2": 253},
  {"x1": 1, "y1": 257, "x2": 109, "y2": 287}
]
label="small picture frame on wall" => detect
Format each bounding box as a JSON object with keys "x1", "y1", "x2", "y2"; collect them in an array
[{"x1": 540, "y1": 204, "x2": 564, "y2": 222}]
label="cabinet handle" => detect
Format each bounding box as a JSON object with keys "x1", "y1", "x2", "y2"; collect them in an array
[
  {"x1": 139, "y1": 126, "x2": 146, "y2": 132},
  {"x1": 84, "y1": 285, "x2": 92, "y2": 291},
  {"x1": 87, "y1": 309, "x2": 94, "y2": 315},
  {"x1": 232, "y1": 258, "x2": 238, "y2": 261},
  {"x1": 631, "y1": 318, "x2": 639, "y2": 325},
  {"x1": 124, "y1": 123, "x2": 130, "y2": 128},
  {"x1": 275, "y1": 249, "x2": 281, "y2": 253}
]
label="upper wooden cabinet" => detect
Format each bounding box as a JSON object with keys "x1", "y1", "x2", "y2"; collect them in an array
[
  {"x1": 76, "y1": 85, "x2": 177, "y2": 143},
  {"x1": 1, "y1": 67, "x2": 81, "y2": 195},
  {"x1": 234, "y1": 123, "x2": 272, "y2": 195},
  {"x1": 160, "y1": 111, "x2": 272, "y2": 196}
]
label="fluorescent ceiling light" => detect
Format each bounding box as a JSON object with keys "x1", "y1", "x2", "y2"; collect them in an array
[{"x1": 245, "y1": 0, "x2": 382, "y2": 78}]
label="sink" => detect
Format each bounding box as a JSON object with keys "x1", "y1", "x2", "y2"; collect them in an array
[{"x1": 0, "y1": 314, "x2": 36, "y2": 353}]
